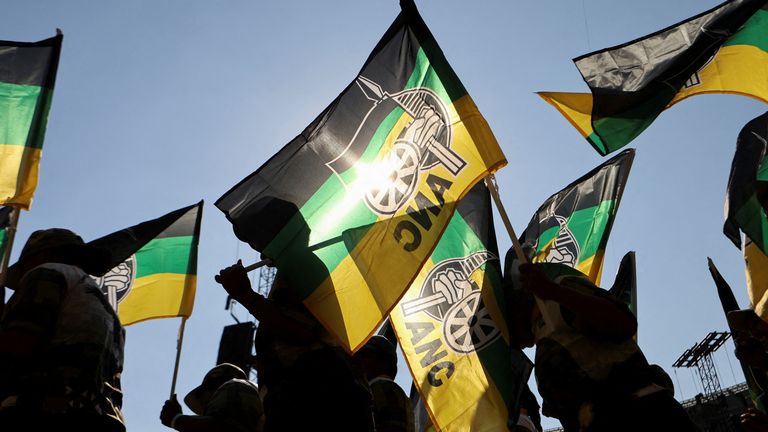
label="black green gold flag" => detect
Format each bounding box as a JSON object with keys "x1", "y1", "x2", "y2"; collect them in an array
[
  {"x1": 0, "y1": 33, "x2": 62, "y2": 209},
  {"x1": 539, "y1": 0, "x2": 767, "y2": 155},
  {"x1": 724, "y1": 111, "x2": 768, "y2": 253},
  {"x1": 519, "y1": 149, "x2": 634, "y2": 284},
  {"x1": 390, "y1": 181, "x2": 531, "y2": 431},
  {"x1": 708, "y1": 257, "x2": 768, "y2": 411},
  {"x1": 216, "y1": 0, "x2": 506, "y2": 351},
  {"x1": 90, "y1": 202, "x2": 203, "y2": 325}
]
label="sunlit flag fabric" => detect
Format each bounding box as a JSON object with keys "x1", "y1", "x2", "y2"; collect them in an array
[
  {"x1": 0, "y1": 33, "x2": 62, "y2": 209},
  {"x1": 539, "y1": 0, "x2": 767, "y2": 156},
  {"x1": 390, "y1": 181, "x2": 531, "y2": 432},
  {"x1": 519, "y1": 149, "x2": 634, "y2": 284},
  {"x1": 216, "y1": 0, "x2": 506, "y2": 351},
  {"x1": 708, "y1": 257, "x2": 768, "y2": 411},
  {"x1": 89, "y1": 202, "x2": 203, "y2": 325},
  {"x1": 745, "y1": 239, "x2": 768, "y2": 321}
]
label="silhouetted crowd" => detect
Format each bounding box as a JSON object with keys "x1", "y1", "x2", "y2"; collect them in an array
[{"x1": 4, "y1": 228, "x2": 768, "y2": 431}]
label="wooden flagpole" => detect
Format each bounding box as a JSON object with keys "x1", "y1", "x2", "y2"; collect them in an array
[
  {"x1": 169, "y1": 317, "x2": 187, "y2": 397},
  {"x1": 484, "y1": 174, "x2": 555, "y2": 326}
]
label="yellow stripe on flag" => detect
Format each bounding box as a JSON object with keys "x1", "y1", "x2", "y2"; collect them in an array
[
  {"x1": 118, "y1": 273, "x2": 196, "y2": 326},
  {"x1": 0, "y1": 144, "x2": 41, "y2": 210},
  {"x1": 390, "y1": 261, "x2": 509, "y2": 431}
]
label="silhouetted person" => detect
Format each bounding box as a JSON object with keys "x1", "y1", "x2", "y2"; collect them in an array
[
  {"x1": 160, "y1": 363, "x2": 263, "y2": 432},
  {"x1": 354, "y1": 335, "x2": 414, "y2": 432},
  {"x1": 511, "y1": 262, "x2": 697, "y2": 432},
  {"x1": 216, "y1": 262, "x2": 374, "y2": 431},
  {"x1": 0, "y1": 229, "x2": 124, "y2": 431}
]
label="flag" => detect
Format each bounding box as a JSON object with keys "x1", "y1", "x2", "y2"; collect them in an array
[
  {"x1": 724, "y1": 111, "x2": 768, "y2": 253},
  {"x1": 390, "y1": 182, "x2": 531, "y2": 431},
  {"x1": 609, "y1": 251, "x2": 637, "y2": 316},
  {"x1": 0, "y1": 33, "x2": 62, "y2": 208},
  {"x1": 216, "y1": 0, "x2": 506, "y2": 351},
  {"x1": 708, "y1": 257, "x2": 768, "y2": 411},
  {"x1": 745, "y1": 238, "x2": 768, "y2": 321},
  {"x1": 520, "y1": 149, "x2": 634, "y2": 284},
  {"x1": 90, "y1": 202, "x2": 203, "y2": 325},
  {"x1": 539, "y1": 0, "x2": 767, "y2": 156}
]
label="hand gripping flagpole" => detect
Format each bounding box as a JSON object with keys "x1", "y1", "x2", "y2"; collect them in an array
[{"x1": 484, "y1": 174, "x2": 554, "y2": 326}]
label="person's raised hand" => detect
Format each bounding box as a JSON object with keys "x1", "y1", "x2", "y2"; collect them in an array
[
  {"x1": 215, "y1": 259, "x2": 255, "y2": 304},
  {"x1": 160, "y1": 394, "x2": 182, "y2": 428}
]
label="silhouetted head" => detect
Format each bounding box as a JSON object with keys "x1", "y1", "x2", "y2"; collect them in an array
[
  {"x1": 355, "y1": 335, "x2": 398, "y2": 379},
  {"x1": 184, "y1": 363, "x2": 247, "y2": 415},
  {"x1": 5, "y1": 228, "x2": 112, "y2": 289}
]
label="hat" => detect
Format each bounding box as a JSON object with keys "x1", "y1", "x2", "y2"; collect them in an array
[
  {"x1": 358, "y1": 335, "x2": 397, "y2": 364},
  {"x1": 5, "y1": 228, "x2": 111, "y2": 290},
  {"x1": 184, "y1": 363, "x2": 247, "y2": 415}
]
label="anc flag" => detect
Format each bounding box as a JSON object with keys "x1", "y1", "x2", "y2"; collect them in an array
[
  {"x1": 724, "y1": 111, "x2": 768, "y2": 253},
  {"x1": 390, "y1": 182, "x2": 531, "y2": 432},
  {"x1": 520, "y1": 149, "x2": 634, "y2": 284},
  {"x1": 745, "y1": 238, "x2": 768, "y2": 321},
  {"x1": 708, "y1": 257, "x2": 768, "y2": 411},
  {"x1": 539, "y1": 0, "x2": 767, "y2": 155},
  {"x1": 0, "y1": 33, "x2": 62, "y2": 208},
  {"x1": 90, "y1": 202, "x2": 202, "y2": 325},
  {"x1": 216, "y1": 0, "x2": 506, "y2": 351}
]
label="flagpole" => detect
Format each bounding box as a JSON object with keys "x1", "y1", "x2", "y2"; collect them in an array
[
  {"x1": 484, "y1": 174, "x2": 555, "y2": 326},
  {"x1": 243, "y1": 258, "x2": 272, "y2": 273},
  {"x1": 169, "y1": 317, "x2": 187, "y2": 397},
  {"x1": 0, "y1": 207, "x2": 21, "y2": 314}
]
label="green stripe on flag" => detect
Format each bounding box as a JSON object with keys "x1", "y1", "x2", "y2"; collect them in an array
[
  {"x1": 535, "y1": 200, "x2": 616, "y2": 264},
  {"x1": 0, "y1": 82, "x2": 44, "y2": 147},
  {"x1": 724, "y1": 9, "x2": 768, "y2": 52},
  {"x1": 135, "y1": 236, "x2": 195, "y2": 278}
]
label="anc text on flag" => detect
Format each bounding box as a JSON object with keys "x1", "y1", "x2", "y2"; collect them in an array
[
  {"x1": 215, "y1": 0, "x2": 506, "y2": 351},
  {"x1": 708, "y1": 257, "x2": 768, "y2": 411},
  {"x1": 724, "y1": 111, "x2": 768, "y2": 254},
  {"x1": 390, "y1": 181, "x2": 531, "y2": 431},
  {"x1": 519, "y1": 149, "x2": 634, "y2": 284},
  {"x1": 91, "y1": 202, "x2": 203, "y2": 325},
  {"x1": 0, "y1": 33, "x2": 62, "y2": 208},
  {"x1": 539, "y1": 0, "x2": 767, "y2": 155}
]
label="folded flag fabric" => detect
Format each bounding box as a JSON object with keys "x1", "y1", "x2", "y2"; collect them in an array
[
  {"x1": 216, "y1": 0, "x2": 506, "y2": 351},
  {"x1": 540, "y1": 0, "x2": 767, "y2": 155}
]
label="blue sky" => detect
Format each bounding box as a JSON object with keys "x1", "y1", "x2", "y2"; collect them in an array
[{"x1": 2, "y1": 1, "x2": 761, "y2": 430}]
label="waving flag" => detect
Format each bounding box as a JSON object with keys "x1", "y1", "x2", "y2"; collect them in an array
[
  {"x1": 540, "y1": 0, "x2": 767, "y2": 155},
  {"x1": 390, "y1": 181, "x2": 531, "y2": 431},
  {"x1": 519, "y1": 149, "x2": 634, "y2": 284},
  {"x1": 0, "y1": 33, "x2": 62, "y2": 208},
  {"x1": 90, "y1": 202, "x2": 203, "y2": 325},
  {"x1": 216, "y1": 0, "x2": 506, "y2": 351}
]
